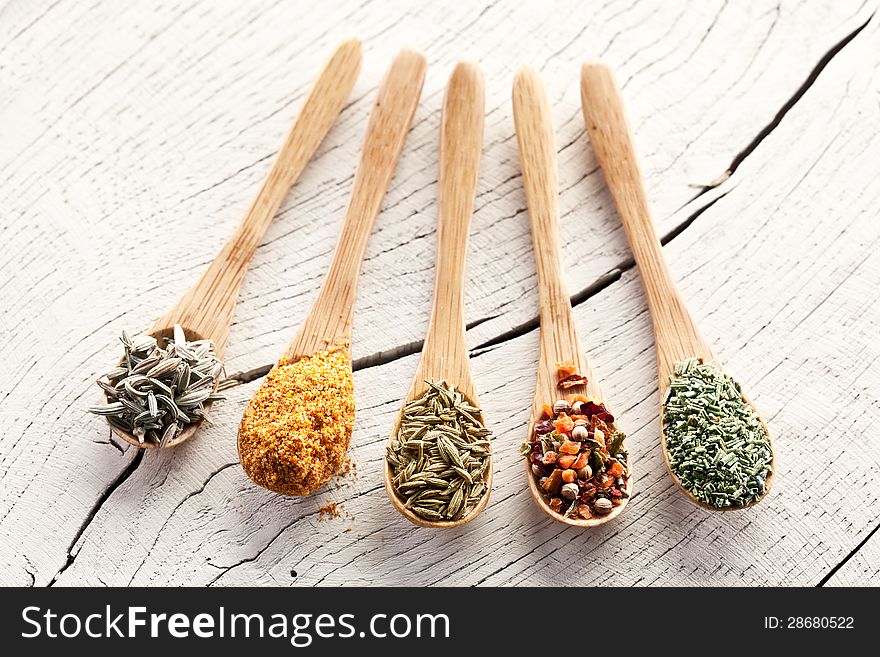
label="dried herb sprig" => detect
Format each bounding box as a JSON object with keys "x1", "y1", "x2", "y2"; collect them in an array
[
  {"x1": 387, "y1": 381, "x2": 492, "y2": 522},
  {"x1": 89, "y1": 325, "x2": 225, "y2": 446},
  {"x1": 663, "y1": 358, "x2": 772, "y2": 508}
]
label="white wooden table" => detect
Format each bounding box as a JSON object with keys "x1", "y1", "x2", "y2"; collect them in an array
[{"x1": 2, "y1": 0, "x2": 879, "y2": 587}]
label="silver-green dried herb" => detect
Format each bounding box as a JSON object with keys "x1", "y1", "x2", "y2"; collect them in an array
[
  {"x1": 89, "y1": 325, "x2": 225, "y2": 446},
  {"x1": 663, "y1": 358, "x2": 772, "y2": 508},
  {"x1": 387, "y1": 381, "x2": 492, "y2": 522}
]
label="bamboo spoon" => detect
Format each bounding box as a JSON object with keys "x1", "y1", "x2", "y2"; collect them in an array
[
  {"x1": 105, "y1": 38, "x2": 363, "y2": 449},
  {"x1": 281, "y1": 50, "x2": 427, "y2": 363},
  {"x1": 513, "y1": 67, "x2": 632, "y2": 527},
  {"x1": 579, "y1": 61, "x2": 775, "y2": 510},
  {"x1": 238, "y1": 49, "x2": 427, "y2": 495},
  {"x1": 384, "y1": 62, "x2": 489, "y2": 528}
]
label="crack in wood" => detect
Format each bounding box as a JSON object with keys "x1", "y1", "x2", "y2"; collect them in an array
[
  {"x1": 473, "y1": 189, "x2": 731, "y2": 352},
  {"x1": 127, "y1": 462, "x2": 240, "y2": 585},
  {"x1": 205, "y1": 482, "x2": 387, "y2": 586},
  {"x1": 48, "y1": 447, "x2": 145, "y2": 586},
  {"x1": 225, "y1": 314, "x2": 503, "y2": 384},
  {"x1": 817, "y1": 517, "x2": 880, "y2": 586},
  {"x1": 224, "y1": 188, "x2": 731, "y2": 387},
  {"x1": 692, "y1": 11, "x2": 875, "y2": 198}
]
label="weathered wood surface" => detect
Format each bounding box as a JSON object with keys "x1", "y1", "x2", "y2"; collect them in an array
[{"x1": 1, "y1": 0, "x2": 878, "y2": 586}]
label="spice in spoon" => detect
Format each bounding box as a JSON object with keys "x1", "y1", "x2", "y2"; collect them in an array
[
  {"x1": 386, "y1": 381, "x2": 492, "y2": 522},
  {"x1": 89, "y1": 325, "x2": 225, "y2": 446},
  {"x1": 521, "y1": 362, "x2": 629, "y2": 520},
  {"x1": 663, "y1": 358, "x2": 772, "y2": 508},
  {"x1": 238, "y1": 345, "x2": 354, "y2": 495}
]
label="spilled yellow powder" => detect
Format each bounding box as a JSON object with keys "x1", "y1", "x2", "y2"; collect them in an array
[
  {"x1": 238, "y1": 347, "x2": 354, "y2": 495},
  {"x1": 318, "y1": 501, "x2": 341, "y2": 520}
]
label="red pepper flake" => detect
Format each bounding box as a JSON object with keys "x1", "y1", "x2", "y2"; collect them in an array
[
  {"x1": 557, "y1": 373, "x2": 588, "y2": 389},
  {"x1": 581, "y1": 401, "x2": 607, "y2": 417},
  {"x1": 522, "y1": 385, "x2": 629, "y2": 520}
]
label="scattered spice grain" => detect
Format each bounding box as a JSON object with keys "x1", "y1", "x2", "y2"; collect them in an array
[
  {"x1": 238, "y1": 346, "x2": 354, "y2": 495},
  {"x1": 333, "y1": 457, "x2": 359, "y2": 489},
  {"x1": 318, "y1": 501, "x2": 341, "y2": 520}
]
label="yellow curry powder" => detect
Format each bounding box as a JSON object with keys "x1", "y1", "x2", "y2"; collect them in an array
[{"x1": 238, "y1": 347, "x2": 354, "y2": 495}]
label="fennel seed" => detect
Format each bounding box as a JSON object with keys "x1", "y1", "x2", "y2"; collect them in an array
[
  {"x1": 89, "y1": 324, "x2": 224, "y2": 446},
  {"x1": 387, "y1": 381, "x2": 492, "y2": 522}
]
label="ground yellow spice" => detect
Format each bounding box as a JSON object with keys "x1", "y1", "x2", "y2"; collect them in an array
[
  {"x1": 318, "y1": 501, "x2": 341, "y2": 520},
  {"x1": 238, "y1": 346, "x2": 354, "y2": 495}
]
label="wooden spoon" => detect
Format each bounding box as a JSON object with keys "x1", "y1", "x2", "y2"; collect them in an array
[
  {"x1": 238, "y1": 49, "x2": 427, "y2": 494},
  {"x1": 107, "y1": 38, "x2": 363, "y2": 449},
  {"x1": 579, "y1": 61, "x2": 775, "y2": 510},
  {"x1": 512, "y1": 67, "x2": 632, "y2": 527},
  {"x1": 282, "y1": 49, "x2": 427, "y2": 363},
  {"x1": 384, "y1": 62, "x2": 489, "y2": 528}
]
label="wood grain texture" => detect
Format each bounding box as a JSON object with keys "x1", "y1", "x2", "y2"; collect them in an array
[
  {"x1": 384, "y1": 62, "x2": 491, "y2": 528},
  {"x1": 1, "y1": 0, "x2": 878, "y2": 587}
]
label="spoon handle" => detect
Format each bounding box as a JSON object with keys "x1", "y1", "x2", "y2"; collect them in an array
[
  {"x1": 415, "y1": 63, "x2": 484, "y2": 395},
  {"x1": 580, "y1": 61, "x2": 711, "y2": 384},
  {"x1": 153, "y1": 38, "x2": 363, "y2": 354},
  {"x1": 513, "y1": 68, "x2": 595, "y2": 409},
  {"x1": 285, "y1": 49, "x2": 427, "y2": 362}
]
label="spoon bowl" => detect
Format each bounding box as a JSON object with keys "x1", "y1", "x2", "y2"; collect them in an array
[
  {"x1": 580, "y1": 61, "x2": 775, "y2": 510},
  {"x1": 513, "y1": 67, "x2": 632, "y2": 527},
  {"x1": 385, "y1": 388, "x2": 493, "y2": 529},
  {"x1": 524, "y1": 455, "x2": 631, "y2": 526},
  {"x1": 659, "y1": 358, "x2": 775, "y2": 511},
  {"x1": 522, "y1": 358, "x2": 633, "y2": 528},
  {"x1": 384, "y1": 62, "x2": 491, "y2": 528}
]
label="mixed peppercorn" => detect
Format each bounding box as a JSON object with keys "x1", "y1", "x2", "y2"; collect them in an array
[{"x1": 521, "y1": 362, "x2": 629, "y2": 520}]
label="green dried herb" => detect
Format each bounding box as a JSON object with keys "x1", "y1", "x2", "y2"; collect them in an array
[
  {"x1": 663, "y1": 358, "x2": 772, "y2": 508},
  {"x1": 606, "y1": 430, "x2": 626, "y2": 456},
  {"x1": 387, "y1": 380, "x2": 492, "y2": 522}
]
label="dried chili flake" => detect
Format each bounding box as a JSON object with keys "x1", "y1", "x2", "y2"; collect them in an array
[
  {"x1": 557, "y1": 373, "x2": 588, "y2": 389},
  {"x1": 522, "y1": 363, "x2": 629, "y2": 520}
]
